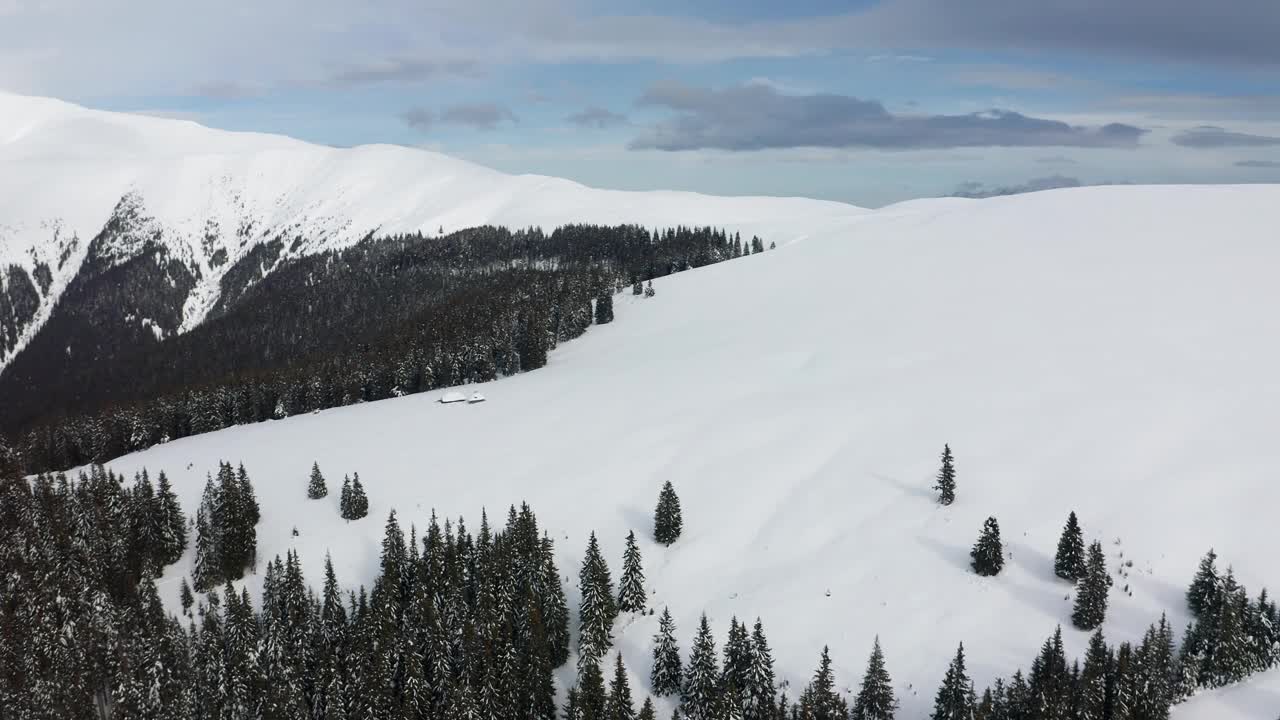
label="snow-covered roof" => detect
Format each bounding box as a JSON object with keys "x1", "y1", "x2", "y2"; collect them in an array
[{"x1": 439, "y1": 391, "x2": 467, "y2": 403}]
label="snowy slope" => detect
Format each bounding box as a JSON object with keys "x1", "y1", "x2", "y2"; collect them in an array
[
  {"x1": 0, "y1": 91, "x2": 864, "y2": 371},
  {"x1": 88, "y1": 183, "x2": 1280, "y2": 718}
]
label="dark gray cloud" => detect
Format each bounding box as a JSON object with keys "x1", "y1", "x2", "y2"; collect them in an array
[
  {"x1": 951, "y1": 175, "x2": 1084, "y2": 198},
  {"x1": 851, "y1": 0, "x2": 1280, "y2": 66},
  {"x1": 628, "y1": 82, "x2": 1145, "y2": 151},
  {"x1": 566, "y1": 107, "x2": 629, "y2": 129},
  {"x1": 1171, "y1": 126, "x2": 1280, "y2": 148},
  {"x1": 1235, "y1": 159, "x2": 1280, "y2": 168},
  {"x1": 329, "y1": 59, "x2": 481, "y2": 87},
  {"x1": 402, "y1": 103, "x2": 517, "y2": 132}
]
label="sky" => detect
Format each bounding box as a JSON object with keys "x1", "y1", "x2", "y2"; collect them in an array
[{"x1": 1, "y1": 0, "x2": 1279, "y2": 206}]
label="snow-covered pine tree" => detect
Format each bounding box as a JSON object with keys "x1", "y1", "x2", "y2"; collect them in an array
[
  {"x1": 651, "y1": 607, "x2": 683, "y2": 696},
  {"x1": 644, "y1": 281, "x2": 655, "y2": 298},
  {"x1": 1072, "y1": 541, "x2": 1111, "y2": 631},
  {"x1": 970, "y1": 517, "x2": 1004, "y2": 577},
  {"x1": 155, "y1": 470, "x2": 187, "y2": 566},
  {"x1": 618, "y1": 531, "x2": 647, "y2": 614},
  {"x1": 851, "y1": 637, "x2": 896, "y2": 720},
  {"x1": 653, "y1": 481, "x2": 683, "y2": 546},
  {"x1": 931, "y1": 644, "x2": 975, "y2": 720},
  {"x1": 579, "y1": 532, "x2": 617, "y2": 668},
  {"x1": 340, "y1": 475, "x2": 353, "y2": 520},
  {"x1": 632, "y1": 280, "x2": 644, "y2": 296},
  {"x1": 722, "y1": 618, "x2": 752, "y2": 700},
  {"x1": 577, "y1": 659, "x2": 608, "y2": 720},
  {"x1": 308, "y1": 462, "x2": 328, "y2": 499},
  {"x1": 682, "y1": 614, "x2": 720, "y2": 720},
  {"x1": 595, "y1": 294, "x2": 614, "y2": 325},
  {"x1": 1053, "y1": 511, "x2": 1086, "y2": 582},
  {"x1": 606, "y1": 653, "x2": 636, "y2": 720},
  {"x1": 1077, "y1": 630, "x2": 1109, "y2": 720},
  {"x1": 180, "y1": 577, "x2": 195, "y2": 616},
  {"x1": 1186, "y1": 549, "x2": 1220, "y2": 617},
  {"x1": 798, "y1": 646, "x2": 847, "y2": 720},
  {"x1": 934, "y1": 445, "x2": 956, "y2": 506},
  {"x1": 637, "y1": 698, "x2": 656, "y2": 720},
  {"x1": 349, "y1": 473, "x2": 369, "y2": 519},
  {"x1": 743, "y1": 619, "x2": 776, "y2": 720}
]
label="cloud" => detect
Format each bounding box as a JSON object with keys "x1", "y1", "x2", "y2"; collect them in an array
[
  {"x1": 629, "y1": 82, "x2": 1145, "y2": 152},
  {"x1": 192, "y1": 81, "x2": 264, "y2": 99},
  {"x1": 1171, "y1": 125, "x2": 1280, "y2": 148},
  {"x1": 1036, "y1": 155, "x2": 1078, "y2": 165},
  {"x1": 1235, "y1": 159, "x2": 1280, "y2": 168},
  {"x1": 565, "y1": 106, "x2": 628, "y2": 129},
  {"x1": 327, "y1": 58, "x2": 481, "y2": 87},
  {"x1": 951, "y1": 175, "x2": 1085, "y2": 198},
  {"x1": 403, "y1": 102, "x2": 517, "y2": 132}
]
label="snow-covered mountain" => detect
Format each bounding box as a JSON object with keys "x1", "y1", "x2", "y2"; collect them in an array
[
  {"x1": 0, "y1": 91, "x2": 865, "y2": 372},
  {"x1": 63, "y1": 161, "x2": 1279, "y2": 719}
]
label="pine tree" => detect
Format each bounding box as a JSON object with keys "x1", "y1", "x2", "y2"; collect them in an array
[
  {"x1": 308, "y1": 462, "x2": 329, "y2": 499},
  {"x1": 934, "y1": 445, "x2": 956, "y2": 506},
  {"x1": 579, "y1": 659, "x2": 609, "y2": 720},
  {"x1": 653, "y1": 481, "x2": 683, "y2": 546},
  {"x1": 619, "y1": 531, "x2": 647, "y2": 613},
  {"x1": 682, "y1": 614, "x2": 720, "y2": 720},
  {"x1": 1028, "y1": 627, "x2": 1070, "y2": 719},
  {"x1": 633, "y1": 281, "x2": 644, "y2": 296},
  {"x1": 1077, "y1": 630, "x2": 1109, "y2": 720},
  {"x1": 579, "y1": 532, "x2": 617, "y2": 668},
  {"x1": 340, "y1": 475, "x2": 353, "y2": 520},
  {"x1": 180, "y1": 577, "x2": 195, "y2": 616},
  {"x1": 932, "y1": 644, "x2": 975, "y2": 720},
  {"x1": 638, "y1": 698, "x2": 657, "y2": 720},
  {"x1": 155, "y1": 471, "x2": 188, "y2": 566},
  {"x1": 651, "y1": 607, "x2": 683, "y2": 697},
  {"x1": 722, "y1": 618, "x2": 752, "y2": 698},
  {"x1": 1186, "y1": 549, "x2": 1219, "y2": 617},
  {"x1": 1053, "y1": 511, "x2": 1086, "y2": 582},
  {"x1": 606, "y1": 653, "x2": 636, "y2": 720},
  {"x1": 349, "y1": 473, "x2": 369, "y2": 519},
  {"x1": 798, "y1": 646, "x2": 846, "y2": 720},
  {"x1": 644, "y1": 281, "x2": 655, "y2": 298},
  {"x1": 970, "y1": 517, "x2": 1004, "y2": 577},
  {"x1": 1072, "y1": 541, "x2": 1111, "y2": 631},
  {"x1": 852, "y1": 637, "x2": 896, "y2": 720},
  {"x1": 743, "y1": 619, "x2": 776, "y2": 720},
  {"x1": 596, "y1": 294, "x2": 615, "y2": 325}
]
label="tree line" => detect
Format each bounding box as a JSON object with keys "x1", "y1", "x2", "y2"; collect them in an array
[
  {"x1": 3, "y1": 223, "x2": 770, "y2": 475},
  {"x1": 0, "y1": 460, "x2": 1274, "y2": 720}
]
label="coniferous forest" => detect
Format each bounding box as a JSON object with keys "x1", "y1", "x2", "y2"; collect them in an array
[
  {"x1": 1, "y1": 458, "x2": 1276, "y2": 720},
  {"x1": 0, "y1": 224, "x2": 768, "y2": 475}
]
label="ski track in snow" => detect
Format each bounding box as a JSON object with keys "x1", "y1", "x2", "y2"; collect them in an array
[{"x1": 5, "y1": 92, "x2": 1280, "y2": 719}]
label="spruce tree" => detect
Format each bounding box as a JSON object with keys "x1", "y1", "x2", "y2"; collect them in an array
[
  {"x1": 1072, "y1": 541, "x2": 1111, "y2": 631},
  {"x1": 798, "y1": 646, "x2": 846, "y2": 720},
  {"x1": 644, "y1": 281, "x2": 655, "y2": 298},
  {"x1": 651, "y1": 607, "x2": 683, "y2": 697},
  {"x1": 349, "y1": 473, "x2": 369, "y2": 520},
  {"x1": 155, "y1": 471, "x2": 188, "y2": 566},
  {"x1": 743, "y1": 619, "x2": 776, "y2": 720},
  {"x1": 931, "y1": 644, "x2": 975, "y2": 720},
  {"x1": 851, "y1": 637, "x2": 896, "y2": 720},
  {"x1": 579, "y1": 532, "x2": 617, "y2": 668},
  {"x1": 653, "y1": 481, "x2": 683, "y2": 546},
  {"x1": 682, "y1": 614, "x2": 720, "y2": 720},
  {"x1": 596, "y1": 294, "x2": 615, "y2": 325},
  {"x1": 606, "y1": 653, "x2": 636, "y2": 720},
  {"x1": 619, "y1": 531, "x2": 647, "y2": 613},
  {"x1": 934, "y1": 445, "x2": 956, "y2": 506},
  {"x1": 1053, "y1": 511, "x2": 1086, "y2": 582},
  {"x1": 970, "y1": 517, "x2": 1004, "y2": 577},
  {"x1": 632, "y1": 281, "x2": 644, "y2": 296},
  {"x1": 340, "y1": 475, "x2": 353, "y2": 520},
  {"x1": 1077, "y1": 630, "x2": 1109, "y2": 720},
  {"x1": 638, "y1": 698, "x2": 657, "y2": 720},
  {"x1": 1186, "y1": 549, "x2": 1219, "y2": 617},
  {"x1": 722, "y1": 618, "x2": 752, "y2": 698},
  {"x1": 180, "y1": 577, "x2": 195, "y2": 616},
  {"x1": 578, "y1": 659, "x2": 608, "y2": 720},
  {"x1": 308, "y1": 462, "x2": 329, "y2": 499}
]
